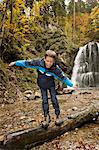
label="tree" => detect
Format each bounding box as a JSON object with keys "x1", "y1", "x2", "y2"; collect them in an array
[
  {"x1": 51, "y1": 0, "x2": 66, "y2": 17},
  {"x1": 85, "y1": 0, "x2": 98, "y2": 13},
  {"x1": 0, "y1": 0, "x2": 30, "y2": 61},
  {"x1": 67, "y1": 0, "x2": 98, "y2": 14},
  {"x1": 88, "y1": 6, "x2": 99, "y2": 41},
  {"x1": 0, "y1": 0, "x2": 10, "y2": 49},
  {"x1": 25, "y1": 0, "x2": 34, "y2": 9}
]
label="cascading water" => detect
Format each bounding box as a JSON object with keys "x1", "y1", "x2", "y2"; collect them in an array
[{"x1": 71, "y1": 42, "x2": 99, "y2": 88}]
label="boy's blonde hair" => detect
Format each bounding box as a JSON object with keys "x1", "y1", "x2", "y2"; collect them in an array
[{"x1": 45, "y1": 50, "x2": 56, "y2": 59}]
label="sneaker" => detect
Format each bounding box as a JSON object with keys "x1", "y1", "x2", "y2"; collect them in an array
[
  {"x1": 41, "y1": 115, "x2": 51, "y2": 128},
  {"x1": 55, "y1": 115, "x2": 63, "y2": 126}
]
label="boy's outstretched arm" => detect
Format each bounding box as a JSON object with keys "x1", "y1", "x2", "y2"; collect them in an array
[
  {"x1": 62, "y1": 77, "x2": 73, "y2": 87},
  {"x1": 9, "y1": 60, "x2": 28, "y2": 67},
  {"x1": 9, "y1": 60, "x2": 40, "y2": 69},
  {"x1": 53, "y1": 65, "x2": 76, "y2": 88}
]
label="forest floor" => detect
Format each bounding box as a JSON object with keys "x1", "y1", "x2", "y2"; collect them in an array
[{"x1": 0, "y1": 88, "x2": 99, "y2": 150}]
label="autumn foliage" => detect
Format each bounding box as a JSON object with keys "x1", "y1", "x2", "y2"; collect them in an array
[{"x1": 0, "y1": 0, "x2": 98, "y2": 61}]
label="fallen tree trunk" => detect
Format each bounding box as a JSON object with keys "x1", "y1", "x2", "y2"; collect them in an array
[{"x1": 0, "y1": 103, "x2": 99, "y2": 150}]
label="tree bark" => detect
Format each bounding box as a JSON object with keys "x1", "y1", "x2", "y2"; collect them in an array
[
  {"x1": 0, "y1": 0, "x2": 10, "y2": 48},
  {"x1": 10, "y1": 0, "x2": 13, "y2": 24},
  {"x1": 0, "y1": 103, "x2": 99, "y2": 150}
]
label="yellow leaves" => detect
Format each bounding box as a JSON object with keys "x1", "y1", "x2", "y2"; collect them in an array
[
  {"x1": 0, "y1": 1, "x2": 5, "y2": 12},
  {"x1": 20, "y1": 16, "x2": 27, "y2": 24},
  {"x1": 23, "y1": 43, "x2": 30, "y2": 50},
  {"x1": 90, "y1": 6, "x2": 99, "y2": 19},
  {"x1": 89, "y1": 6, "x2": 99, "y2": 32},
  {"x1": 64, "y1": 17, "x2": 72, "y2": 36},
  {"x1": 77, "y1": 13, "x2": 89, "y2": 34},
  {"x1": 24, "y1": 39, "x2": 30, "y2": 44},
  {"x1": 14, "y1": 31, "x2": 24, "y2": 39},
  {"x1": 14, "y1": 0, "x2": 25, "y2": 9},
  {"x1": 32, "y1": 1, "x2": 40, "y2": 17},
  {"x1": 39, "y1": 0, "x2": 46, "y2": 8},
  {"x1": 32, "y1": 0, "x2": 50, "y2": 17},
  {"x1": 24, "y1": 25, "x2": 29, "y2": 29},
  {"x1": 13, "y1": 0, "x2": 25, "y2": 20},
  {"x1": 13, "y1": 44, "x2": 21, "y2": 51},
  {"x1": 4, "y1": 22, "x2": 15, "y2": 31},
  {"x1": 9, "y1": 23, "x2": 16, "y2": 29}
]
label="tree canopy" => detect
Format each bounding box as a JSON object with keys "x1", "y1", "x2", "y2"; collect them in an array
[{"x1": 0, "y1": 0, "x2": 98, "y2": 61}]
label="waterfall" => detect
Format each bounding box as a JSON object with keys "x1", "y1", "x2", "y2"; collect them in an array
[{"x1": 71, "y1": 42, "x2": 99, "y2": 88}]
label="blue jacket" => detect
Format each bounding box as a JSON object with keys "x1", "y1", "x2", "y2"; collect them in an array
[{"x1": 15, "y1": 58, "x2": 73, "y2": 89}]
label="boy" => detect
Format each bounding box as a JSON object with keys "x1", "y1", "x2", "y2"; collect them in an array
[{"x1": 9, "y1": 50, "x2": 75, "y2": 127}]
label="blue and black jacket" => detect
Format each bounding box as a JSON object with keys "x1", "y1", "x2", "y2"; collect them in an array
[{"x1": 15, "y1": 58, "x2": 73, "y2": 89}]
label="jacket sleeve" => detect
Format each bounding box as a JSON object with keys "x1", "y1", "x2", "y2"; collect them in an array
[
  {"x1": 52, "y1": 65, "x2": 73, "y2": 87},
  {"x1": 15, "y1": 60, "x2": 40, "y2": 69}
]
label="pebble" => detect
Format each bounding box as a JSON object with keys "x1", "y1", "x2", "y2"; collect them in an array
[
  {"x1": 1, "y1": 104, "x2": 4, "y2": 108},
  {"x1": 65, "y1": 132, "x2": 69, "y2": 135},
  {"x1": 20, "y1": 116, "x2": 26, "y2": 120},
  {"x1": 72, "y1": 107, "x2": 78, "y2": 111}
]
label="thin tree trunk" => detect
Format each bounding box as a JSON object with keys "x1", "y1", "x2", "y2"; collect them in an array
[
  {"x1": 0, "y1": 0, "x2": 10, "y2": 48},
  {"x1": 10, "y1": 0, "x2": 13, "y2": 24},
  {"x1": 73, "y1": 0, "x2": 76, "y2": 42},
  {"x1": 0, "y1": 103, "x2": 98, "y2": 150}
]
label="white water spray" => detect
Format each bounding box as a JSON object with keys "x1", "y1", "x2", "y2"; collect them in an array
[{"x1": 71, "y1": 42, "x2": 99, "y2": 88}]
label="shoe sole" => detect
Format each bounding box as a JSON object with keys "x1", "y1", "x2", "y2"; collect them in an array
[
  {"x1": 41, "y1": 123, "x2": 49, "y2": 129},
  {"x1": 41, "y1": 119, "x2": 51, "y2": 129}
]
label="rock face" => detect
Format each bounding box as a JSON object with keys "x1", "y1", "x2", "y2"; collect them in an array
[{"x1": 71, "y1": 42, "x2": 99, "y2": 88}]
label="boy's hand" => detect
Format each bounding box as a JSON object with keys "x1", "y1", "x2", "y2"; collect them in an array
[
  {"x1": 68, "y1": 86, "x2": 78, "y2": 90},
  {"x1": 9, "y1": 62, "x2": 15, "y2": 67},
  {"x1": 63, "y1": 85, "x2": 78, "y2": 93},
  {"x1": 72, "y1": 85, "x2": 78, "y2": 90}
]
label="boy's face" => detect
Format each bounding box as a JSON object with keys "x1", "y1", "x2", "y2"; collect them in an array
[{"x1": 44, "y1": 56, "x2": 54, "y2": 68}]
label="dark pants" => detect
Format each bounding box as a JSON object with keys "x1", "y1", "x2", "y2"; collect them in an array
[{"x1": 40, "y1": 86, "x2": 60, "y2": 117}]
